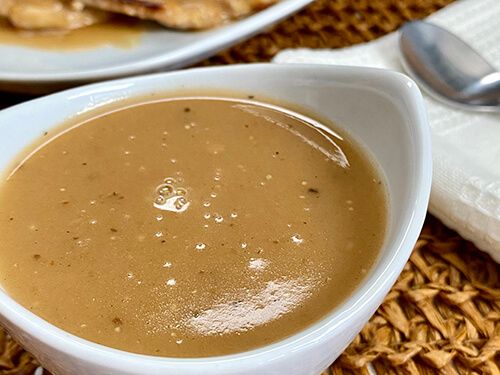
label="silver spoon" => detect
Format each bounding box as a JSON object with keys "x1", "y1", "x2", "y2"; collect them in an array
[{"x1": 399, "y1": 20, "x2": 500, "y2": 112}]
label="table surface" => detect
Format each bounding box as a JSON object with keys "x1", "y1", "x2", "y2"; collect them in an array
[{"x1": 1, "y1": 1, "x2": 499, "y2": 374}]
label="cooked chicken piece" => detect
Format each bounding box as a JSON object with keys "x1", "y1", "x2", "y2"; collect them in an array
[
  {"x1": 80, "y1": 0, "x2": 277, "y2": 30},
  {"x1": 0, "y1": 0, "x2": 15, "y2": 17},
  {"x1": 0, "y1": 0, "x2": 108, "y2": 30}
]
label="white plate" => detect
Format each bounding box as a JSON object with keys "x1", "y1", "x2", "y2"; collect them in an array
[{"x1": 0, "y1": 0, "x2": 312, "y2": 92}]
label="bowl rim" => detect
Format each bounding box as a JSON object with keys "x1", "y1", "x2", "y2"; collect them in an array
[{"x1": 0, "y1": 64, "x2": 432, "y2": 369}]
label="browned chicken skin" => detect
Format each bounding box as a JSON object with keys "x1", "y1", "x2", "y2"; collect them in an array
[
  {"x1": 80, "y1": 0, "x2": 277, "y2": 29},
  {"x1": 0, "y1": 0, "x2": 107, "y2": 30},
  {"x1": 0, "y1": 0, "x2": 276, "y2": 31}
]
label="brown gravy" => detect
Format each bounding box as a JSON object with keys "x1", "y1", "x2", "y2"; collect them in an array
[
  {"x1": 0, "y1": 17, "x2": 149, "y2": 50},
  {"x1": 0, "y1": 97, "x2": 387, "y2": 357}
]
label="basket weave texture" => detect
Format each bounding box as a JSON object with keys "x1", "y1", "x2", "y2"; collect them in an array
[
  {"x1": 329, "y1": 216, "x2": 500, "y2": 374},
  {"x1": 1, "y1": 0, "x2": 499, "y2": 374},
  {"x1": 202, "y1": 0, "x2": 455, "y2": 65}
]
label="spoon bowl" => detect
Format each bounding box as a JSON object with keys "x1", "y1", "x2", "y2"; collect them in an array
[{"x1": 399, "y1": 20, "x2": 500, "y2": 112}]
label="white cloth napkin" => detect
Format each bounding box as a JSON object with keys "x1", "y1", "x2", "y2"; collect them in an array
[{"x1": 274, "y1": 0, "x2": 500, "y2": 262}]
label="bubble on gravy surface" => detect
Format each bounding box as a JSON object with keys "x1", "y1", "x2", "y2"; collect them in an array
[{"x1": 0, "y1": 98, "x2": 387, "y2": 357}]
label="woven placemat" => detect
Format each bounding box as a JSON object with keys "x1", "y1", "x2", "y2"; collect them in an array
[{"x1": 1, "y1": 0, "x2": 499, "y2": 374}]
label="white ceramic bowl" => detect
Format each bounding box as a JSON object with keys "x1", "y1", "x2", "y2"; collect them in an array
[{"x1": 0, "y1": 64, "x2": 431, "y2": 375}]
